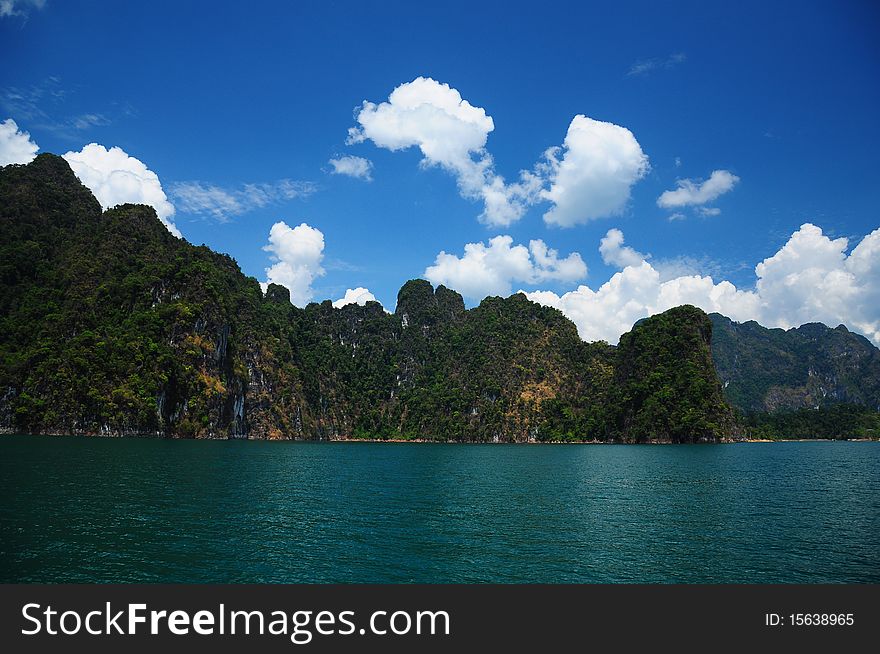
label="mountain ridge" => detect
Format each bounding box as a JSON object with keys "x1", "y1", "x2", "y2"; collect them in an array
[
  {"x1": 1, "y1": 155, "x2": 878, "y2": 441},
  {"x1": 709, "y1": 313, "x2": 880, "y2": 412}
]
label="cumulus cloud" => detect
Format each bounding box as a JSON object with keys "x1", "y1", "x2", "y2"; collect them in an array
[
  {"x1": 262, "y1": 221, "x2": 325, "y2": 307},
  {"x1": 170, "y1": 179, "x2": 316, "y2": 222},
  {"x1": 695, "y1": 207, "x2": 721, "y2": 217},
  {"x1": 328, "y1": 155, "x2": 373, "y2": 181},
  {"x1": 525, "y1": 223, "x2": 880, "y2": 346},
  {"x1": 333, "y1": 287, "x2": 379, "y2": 308},
  {"x1": 657, "y1": 169, "x2": 739, "y2": 208},
  {"x1": 424, "y1": 235, "x2": 586, "y2": 300},
  {"x1": 348, "y1": 77, "x2": 493, "y2": 160},
  {"x1": 62, "y1": 143, "x2": 181, "y2": 238},
  {"x1": 540, "y1": 115, "x2": 649, "y2": 227},
  {"x1": 348, "y1": 77, "x2": 647, "y2": 228},
  {"x1": 752, "y1": 224, "x2": 880, "y2": 339},
  {"x1": 599, "y1": 228, "x2": 648, "y2": 269},
  {"x1": 0, "y1": 118, "x2": 38, "y2": 165},
  {"x1": 348, "y1": 76, "x2": 524, "y2": 226},
  {"x1": 526, "y1": 261, "x2": 759, "y2": 345}
]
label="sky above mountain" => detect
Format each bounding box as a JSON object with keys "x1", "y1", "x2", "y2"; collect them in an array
[{"x1": 2, "y1": 0, "x2": 879, "y2": 344}]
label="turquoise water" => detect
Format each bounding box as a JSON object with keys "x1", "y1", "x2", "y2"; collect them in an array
[{"x1": 0, "y1": 435, "x2": 877, "y2": 583}]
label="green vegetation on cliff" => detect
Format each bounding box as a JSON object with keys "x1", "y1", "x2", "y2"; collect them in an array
[
  {"x1": 743, "y1": 404, "x2": 880, "y2": 440},
  {"x1": 1, "y1": 155, "x2": 275, "y2": 437},
  {"x1": 2, "y1": 155, "x2": 876, "y2": 441},
  {"x1": 611, "y1": 307, "x2": 736, "y2": 442},
  {"x1": 708, "y1": 313, "x2": 880, "y2": 439},
  {"x1": 709, "y1": 313, "x2": 880, "y2": 412}
]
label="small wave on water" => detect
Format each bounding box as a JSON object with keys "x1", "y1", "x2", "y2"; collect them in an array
[{"x1": 0, "y1": 436, "x2": 877, "y2": 583}]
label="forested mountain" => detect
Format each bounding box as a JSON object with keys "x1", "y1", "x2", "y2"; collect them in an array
[
  {"x1": 709, "y1": 313, "x2": 880, "y2": 412},
  {"x1": 709, "y1": 313, "x2": 880, "y2": 439},
  {"x1": 1, "y1": 155, "x2": 877, "y2": 441}
]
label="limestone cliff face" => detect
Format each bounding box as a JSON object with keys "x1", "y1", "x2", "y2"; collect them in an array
[
  {"x1": 709, "y1": 314, "x2": 880, "y2": 412},
  {"x1": 0, "y1": 155, "x2": 756, "y2": 442}
]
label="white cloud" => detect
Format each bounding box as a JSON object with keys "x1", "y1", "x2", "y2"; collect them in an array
[
  {"x1": 526, "y1": 223, "x2": 880, "y2": 346},
  {"x1": 333, "y1": 287, "x2": 379, "y2": 308},
  {"x1": 599, "y1": 228, "x2": 648, "y2": 269},
  {"x1": 349, "y1": 76, "x2": 522, "y2": 226},
  {"x1": 424, "y1": 235, "x2": 586, "y2": 300},
  {"x1": 667, "y1": 212, "x2": 686, "y2": 222},
  {"x1": 657, "y1": 169, "x2": 739, "y2": 208},
  {"x1": 1, "y1": 80, "x2": 113, "y2": 139},
  {"x1": 696, "y1": 207, "x2": 721, "y2": 217},
  {"x1": 628, "y1": 52, "x2": 687, "y2": 77},
  {"x1": 71, "y1": 113, "x2": 110, "y2": 130},
  {"x1": 526, "y1": 262, "x2": 760, "y2": 345},
  {"x1": 170, "y1": 179, "x2": 315, "y2": 222},
  {"x1": 328, "y1": 155, "x2": 373, "y2": 181},
  {"x1": 540, "y1": 115, "x2": 650, "y2": 227},
  {"x1": 349, "y1": 77, "x2": 646, "y2": 228},
  {"x1": 652, "y1": 255, "x2": 728, "y2": 282},
  {"x1": 62, "y1": 143, "x2": 181, "y2": 238},
  {"x1": 0, "y1": 118, "x2": 38, "y2": 165},
  {"x1": 348, "y1": 77, "x2": 493, "y2": 159},
  {"x1": 752, "y1": 224, "x2": 880, "y2": 339},
  {"x1": 0, "y1": 0, "x2": 45, "y2": 18},
  {"x1": 169, "y1": 183, "x2": 239, "y2": 220},
  {"x1": 262, "y1": 221, "x2": 325, "y2": 307}
]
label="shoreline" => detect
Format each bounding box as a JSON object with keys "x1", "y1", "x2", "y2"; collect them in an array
[{"x1": 1, "y1": 432, "x2": 876, "y2": 444}]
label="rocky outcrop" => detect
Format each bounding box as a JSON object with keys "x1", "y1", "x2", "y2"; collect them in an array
[
  {"x1": 710, "y1": 314, "x2": 880, "y2": 412},
  {"x1": 610, "y1": 306, "x2": 737, "y2": 442}
]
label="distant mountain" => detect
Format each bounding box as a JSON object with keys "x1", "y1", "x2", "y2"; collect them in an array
[
  {"x1": 0, "y1": 155, "x2": 876, "y2": 441},
  {"x1": 709, "y1": 313, "x2": 880, "y2": 413}
]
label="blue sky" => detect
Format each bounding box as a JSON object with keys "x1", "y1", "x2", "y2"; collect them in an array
[{"x1": 2, "y1": 0, "x2": 879, "y2": 344}]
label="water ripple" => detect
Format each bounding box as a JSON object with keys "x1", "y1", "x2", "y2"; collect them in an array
[{"x1": 0, "y1": 437, "x2": 877, "y2": 583}]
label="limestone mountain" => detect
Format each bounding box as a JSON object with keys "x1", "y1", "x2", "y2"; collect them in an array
[
  {"x1": 709, "y1": 313, "x2": 880, "y2": 412},
  {"x1": 1, "y1": 154, "x2": 875, "y2": 441},
  {"x1": 708, "y1": 313, "x2": 880, "y2": 439}
]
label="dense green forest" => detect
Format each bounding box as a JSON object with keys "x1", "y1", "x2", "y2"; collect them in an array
[
  {"x1": 1, "y1": 155, "x2": 878, "y2": 441},
  {"x1": 709, "y1": 312, "x2": 880, "y2": 439},
  {"x1": 710, "y1": 313, "x2": 880, "y2": 412},
  {"x1": 743, "y1": 405, "x2": 880, "y2": 441}
]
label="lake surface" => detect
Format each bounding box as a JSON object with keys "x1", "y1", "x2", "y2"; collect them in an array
[{"x1": 1, "y1": 435, "x2": 877, "y2": 583}]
